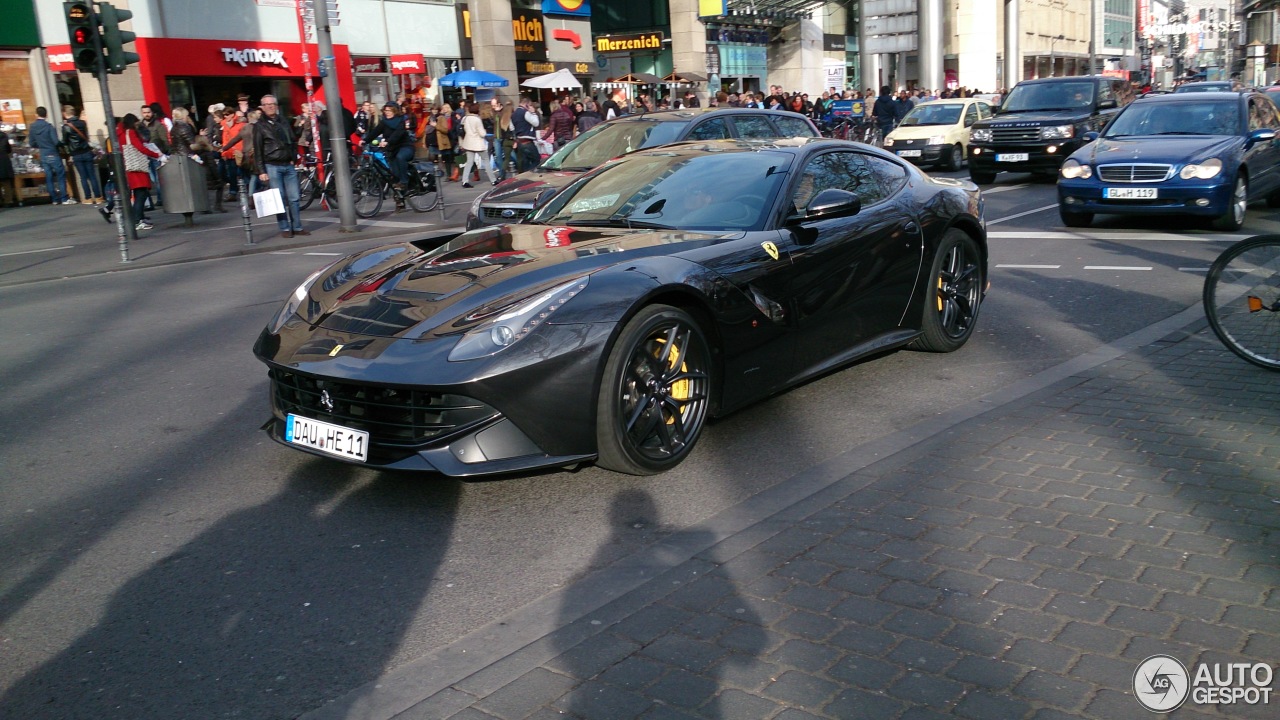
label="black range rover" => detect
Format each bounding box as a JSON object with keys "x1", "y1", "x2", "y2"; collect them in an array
[{"x1": 967, "y1": 76, "x2": 1134, "y2": 184}]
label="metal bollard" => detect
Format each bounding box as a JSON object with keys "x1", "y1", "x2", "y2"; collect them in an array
[{"x1": 239, "y1": 175, "x2": 254, "y2": 246}]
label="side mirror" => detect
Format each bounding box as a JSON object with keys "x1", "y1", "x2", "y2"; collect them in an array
[
  {"x1": 531, "y1": 186, "x2": 558, "y2": 211},
  {"x1": 794, "y1": 188, "x2": 861, "y2": 222},
  {"x1": 1083, "y1": 131, "x2": 1099, "y2": 142},
  {"x1": 1248, "y1": 128, "x2": 1277, "y2": 145},
  {"x1": 1098, "y1": 99, "x2": 1117, "y2": 110}
]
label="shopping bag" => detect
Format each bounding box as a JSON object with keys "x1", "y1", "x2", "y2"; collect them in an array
[{"x1": 253, "y1": 187, "x2": 285, "y2": 217}]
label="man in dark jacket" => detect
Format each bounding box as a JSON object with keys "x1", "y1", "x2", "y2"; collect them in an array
[
  {"x1": 872, "y1": 85, "x2": 898, "y2": 138},
  {"x1": 62, "y1": 105, "x2": 102, "y2": 203},
  {"x1": 253, "y1": 94, "x2": 308, "y2": 238},
  {"x1": 29, "y1": 106, "x2": 72, "y2": 204}
]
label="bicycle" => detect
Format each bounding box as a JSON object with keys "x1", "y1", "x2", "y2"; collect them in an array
[
  {"x1": 1203, "y1": 234, "x2": 1280, "y2": 370},
  {"x1": 296, "y1": 153, "x2": 337, "y2": 211},
  {"x1": 351, "y1": 149, "x2": 439, "y2": 218}
]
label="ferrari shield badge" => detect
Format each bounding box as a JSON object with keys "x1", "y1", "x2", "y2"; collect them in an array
[{"x1": 761, "y1": 241, "x2": 780, "y2": 261}]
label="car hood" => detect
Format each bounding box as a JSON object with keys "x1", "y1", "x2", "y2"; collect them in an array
[
  {"x1": 1079, "y1": 135, "x2": 1241, "y2": 165},
  {"x1": 979, "y1": 110, "x2": 1089, "y2": 125},
  {"x1": 482, "y1": 170, "x2": 583, "y2": 208},
  {"x1": 303, "y1": 224, "x2": 725, "y2": 338},
  {"x1": 888, "y1": 124, "x2": 961, "y2": 141}
]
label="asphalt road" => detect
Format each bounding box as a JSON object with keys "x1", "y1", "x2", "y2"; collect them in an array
[{"x1": 0, "y1": 169, "x2": 1273, "y2": 718}]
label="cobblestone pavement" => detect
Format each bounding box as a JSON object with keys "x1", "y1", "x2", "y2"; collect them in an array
[{"x1": 387, "y1": 321, "x2": 1279, "y2": 720}]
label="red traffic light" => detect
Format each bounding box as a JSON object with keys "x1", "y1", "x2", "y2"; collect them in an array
[{"x1": 73, "y1": 27, "x2": 91, "y2": 44}]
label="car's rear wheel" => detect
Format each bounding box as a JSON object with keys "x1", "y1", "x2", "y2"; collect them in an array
[
  {"x1": 945, "y1": 143, "x2": 964, "y2": 172},
  {"x1": 1060, "y1": 209, "x2": 1093, "y2": 227},
  {"x1": 969, "y1": 170, "x2": 996, "y2": 185},
  {"x1": 911, "y1": 229, "x2": 984, "y2": 353},
  {"x1": 596, "y1": 305, "x2": 712, "y2": 475},
  {"x1": 1213, "y1": 175, "x2": 1248, "y2": 231}
]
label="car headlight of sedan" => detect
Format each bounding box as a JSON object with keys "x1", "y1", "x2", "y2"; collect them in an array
[
  {"x1": 1059, "y1": 158, "x2": 1092, "y2": 179},
  {"x1": 469, "y1": 192, "x2": 486, "y2": 218},
  {"x1": 448, "y1": 276, "x2": 590, "y2": 361},
  {"x1": 882, "y1": 137, "x2": 894, "y2": 147},
  {"x1": 970, "y1": 128, "x2": 992, "y2": 143},
  {"x1": 268, "y1": 263, "x2": 334, "y2": 334},
  {"x1": 1180, "y1": 157, "x2": 1223, "y2": 180},
  {"x1": 928, "y1": 136, "x2": 946, "y2": 145},
  {"x1": 1040, "y1": 125, "x2": 1075, "y2": 140}
]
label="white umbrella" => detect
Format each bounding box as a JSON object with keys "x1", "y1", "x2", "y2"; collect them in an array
[{"x1": 520, "y1": 68, "x2": 582, "y2": 91}]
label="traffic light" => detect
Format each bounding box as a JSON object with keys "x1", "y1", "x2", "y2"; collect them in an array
[
  {"x1": 64, "y1": 2, "x2": 101, "y2": 74},
  {"x1": 99, "y1": 2, "x2": 139, "y2": 74}
]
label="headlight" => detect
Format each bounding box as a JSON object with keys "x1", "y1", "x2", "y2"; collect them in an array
[
  {"x1": 970, "y1": 128, "x2": 992, "y2": 143},
  {"x1": 1180, "y1": 157, "x2": 1223, "y2": 180},
  {"x1": 883, "y1": 137, "x2": 894, "y2": 147},
  {"x1": 448, "y1": 276, "x2": 590, "y2": 361},
  {"x1": 469, "y1": 192, "x2": 485, "y2": 218},
  {"x1": 1060, "y1": 158, "x2": 1092, "y2": 179},
  {"x1": 928, "y1": 136, "x2": 946, "y2": 145},
  {"x1": 268, "y1": 264, "x2": 332, "y2": 334},
  {"x1": 1040, "y1": 125, "x2": 1075, "y2": 140}
]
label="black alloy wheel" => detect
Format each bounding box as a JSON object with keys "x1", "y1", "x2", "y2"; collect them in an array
[
  {"x1": 911, "y1": 229, "x2": 984, "y2": 352},
  {"x1": 596, "y1": 305, "x2": 712, "y2": 475}
]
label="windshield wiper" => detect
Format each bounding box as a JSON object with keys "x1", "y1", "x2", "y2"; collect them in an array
[{"x1": 563, "y1": 218, "x2": 675, "y2": 230}]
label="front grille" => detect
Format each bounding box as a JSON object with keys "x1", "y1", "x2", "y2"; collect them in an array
[
  {"x1": 270, "y1": 369, "x2": 497, "y2": 448},
  {"x1": 481, "y1": 206, "x2": 531, "y2": 224},
  {"x1": 991, "y1": 127, "x2": 1040, "y2": 142},
  {"x1": 1097, "y1": 164, "x2": 1175, "y2": 183}
]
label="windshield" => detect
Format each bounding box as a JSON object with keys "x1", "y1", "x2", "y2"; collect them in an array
[
  {"x1": 530, "y1": 149, "x2": 793, "y2": 232},
  {"x1": 900, "y1": 103, "x2": 964, "y2": 126},
  {"x1": 1001, "y1": 82, "x2": 1095, "y2": 112},
  {"x1": 1104, "y1": 100, "x2": 1241, "y2": 137},
  {"x1": 541, "y1": 119, "x2": 692, "y2": 171}
]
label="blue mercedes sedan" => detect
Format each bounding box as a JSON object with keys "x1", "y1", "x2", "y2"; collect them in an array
[{"x1": 1057, "y1": 92, "x2": 1280, "y2": 229}]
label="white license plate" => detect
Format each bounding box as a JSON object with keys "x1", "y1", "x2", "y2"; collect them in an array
[
  {"x1": 286, "y1": 414, "x2": 369, "y2": 462},
  {"x1": 996, "y1": 153, "x2": 1029, "y2": 162},
  {"x1": 1104, "y1": 187, "x2": 1158, "y2": 200},
  {"x1": 896, "y1": 149, "x2": 922, "y2": 157}
]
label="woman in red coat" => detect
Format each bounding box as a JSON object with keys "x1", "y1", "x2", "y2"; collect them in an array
[{"x1": 117, "y1": 113, "x2": 164, "y2": 230}]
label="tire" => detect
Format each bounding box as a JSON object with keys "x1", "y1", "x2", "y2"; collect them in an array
[
  {"x1": 1267, "y1": 190, "x2": 1280, "y2": 209},
  {"x1": 944, "y1": 143, "x2": 964, "y2": 172},
  {"x1": 595, "y1": 305, "x2": 713, "y2": 475},
  {"x1": 352, "y1": 169, "x2": 384, "y2": 218},
  {"x1": 910, "y1": 229, "x2": 984, "y2": 353},
  {"x1": 969, "y1": 170, "x2": 996, "y2": 185},
  {"x1": 1213, "y1": 175, "x2": 1248, "y2": 231},
  {"x1": 1203, "y1": 235, "x2": 1280, "y2": 370},
  {"x1": 1060, "y1": 209, "x2": 1093, "y2": 227},
  {"x1": 405, "y1": 172, "x2": 440, "y2": 212},
  {"x1": 297, "y1": 170, "x2": 317, "y2": 211}
]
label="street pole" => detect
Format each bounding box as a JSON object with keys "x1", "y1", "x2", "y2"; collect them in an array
[
  {"x1": 1089, "y1": 0, "x2": 1097, "y2": 75},
  {"x1": 89, "y1": 2, "x2": 132, "y2": 261},
  {"x1": 1004, "y1": 0, "x2": 1020, "y2": 92},
  {"x1": 313, "y1": 0, "x2": 357, "y2": 231}
]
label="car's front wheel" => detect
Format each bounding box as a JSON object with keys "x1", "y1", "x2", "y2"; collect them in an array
[
  {"x1": 911, "y1": 229, "x2": 984, "y2": 353},
  {"x1": 1213, "y1": 175, "x2": 1248, "y2": 231},
  {"x1": 969, "y1": 170, "x2": 996, "y2": 185},
  {"x1": 944, "y1": 143, "x2": 964, "y2": 172},
  {"x1": 596, "y1": 305, "x2": 712, "y2": 475}
]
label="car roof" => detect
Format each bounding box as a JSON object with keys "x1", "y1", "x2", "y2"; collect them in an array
[
  {"x1": 629, "y1": 136, "x2": 901, "y2": 161},
  {"x1": 1128, "y1": 92, "x2": 1247, "y2": 105},
  {"x1": 914, "y1": 98, "x2": 986, "y2": 107},
  {"x1": 1178, "y1": 81, "x2": 1232, "y2": 88},
  {"x1": 1013, "y1": 76, "x2": 1108, "y2": 86},
  {"x1": 608, "y1": 108, "x2": 815, "y2": 124}
]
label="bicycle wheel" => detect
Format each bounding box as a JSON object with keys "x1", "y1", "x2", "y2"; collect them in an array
[
  {"x1": 297, "y1": 169, "x2": 318, "y2": 211},
  {"x1": 1203, "y1": 235, "x2": 1280, "y2": 370},
  {"x1": 352, "y1": 169, "x2": 385, "y2": 218},
  {"x1": 405, "y1": 172, "x2": 439, "y2": 212}
]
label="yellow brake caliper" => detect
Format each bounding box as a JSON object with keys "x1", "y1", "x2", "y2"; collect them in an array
[
  {"x1": 654, "y1": 337, "x2": 690, "y2": 424},
  {"x1": 937, "y1": 275, "x2": 945, "y2": 312}
]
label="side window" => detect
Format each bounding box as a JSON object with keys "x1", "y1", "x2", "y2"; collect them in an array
[
  {"x1": 732, "y1": 115, "x2": 779, "y2": 138},
  {"x1": 1258, "y1": 96, "x2": 1280, "y2": 129},
  {"x1": 687, "y1": 118, "x2": 730, "y2": 140},
  {"x1": 1098, "y1": 81, "x2": 1115, "y2": 105},
  {"x1": 1248, "y1": 99, "x2": 1266, "y2": 132},
  {"x1": 964, "y1": 104, "x2": 979, "y2": 127},
  {"x1": 772, "y1": 115, "x2": 818, "y2": 137},
  {"x1": 791, "y1": 151, "x2": 908, "y2": 213}
]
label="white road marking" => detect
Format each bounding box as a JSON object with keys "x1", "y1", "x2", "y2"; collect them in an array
[
  {"x1": 987, "y1": 204, "x2": 1059, "y2": 225},
  {"x1": 1084, "y1": 265, "x2": 1152, "y2": 271},
  {"x1": 989, "y1": 230, "x2": 1249, "y2": 242},
  {"x1": 981, "y1": 184, "x2": 1029, "y2": 194},
  {"x1": 0, "y1": 245, "x2": 74, "y2": 257},
  {"x1": 996, "y1": 264, "x2": 1062, "y2": 269}
]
